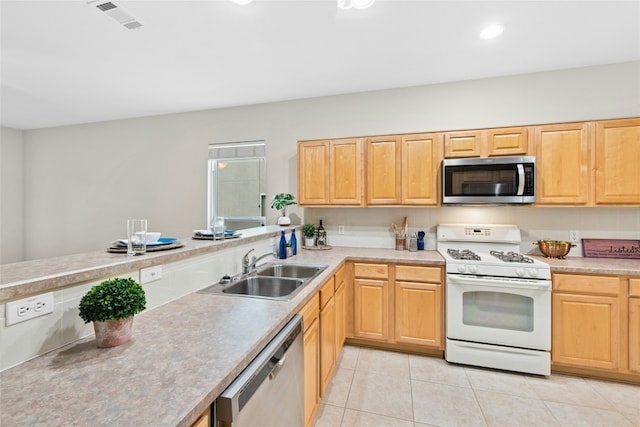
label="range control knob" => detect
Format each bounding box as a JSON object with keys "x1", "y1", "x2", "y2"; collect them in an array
[
  {"x1": 528, "y1": 269, "x2": 539, "y2": 278},
  {"x1": 468, "y1": 265, "x2": 478, "y2": 274},
  {"x1": 456, "y1": 264, "x2": 467, "y2": 273},
  {"x1": 515, "y1": 268, "x2": 525, "y2": 277}
]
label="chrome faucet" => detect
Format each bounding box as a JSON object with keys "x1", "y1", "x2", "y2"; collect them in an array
[{"x1": 242, "y1": 249, "x2": 276, "y2": 274}]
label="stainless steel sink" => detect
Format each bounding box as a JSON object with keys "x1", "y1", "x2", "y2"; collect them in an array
[
  {"x1": 222, "y1": 276, "x2": 305, "y2": 298},
  {"x1": 199, "y1": 262, "x2": 328, "y2": 300},
  {"x1": 256, "y1": 263, "x2": 325, "y2": 279}
]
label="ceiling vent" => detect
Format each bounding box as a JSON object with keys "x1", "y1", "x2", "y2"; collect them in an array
[{"x1": 87, "y1": 1, "x2": 143, "y2": 30}]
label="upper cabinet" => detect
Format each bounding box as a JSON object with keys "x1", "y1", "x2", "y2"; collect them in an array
[
  {"x1": 366, "y1": 133, "x2": 442, "y2": 205},
  {"x1": 444, "y1": 126, "x2": 528, "y2": 158},
  {"x1": 298, "y1": 138, "x2": 364, "y2": 206},
  {"x1": 534, "y1": 122, "x2": 590, "y2": 205},
  {"x1": 594, "y1": 118, "x2": 640, "y2": 205}
]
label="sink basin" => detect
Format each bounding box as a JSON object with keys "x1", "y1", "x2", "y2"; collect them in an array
[
  {"x1": 256, "y1": 263, "x2": 326, "y2": 279},
  {"x1": 198, "y1": 262, "x2": 328, "y2": 300},
  {"x1": 222, "y1": 276, "x2": 305, "y2": 299}
]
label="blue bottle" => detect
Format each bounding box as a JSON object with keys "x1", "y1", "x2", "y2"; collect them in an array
[
  {"x1": 278, "y1": 230, "x2": 287, "y2": 259},
  {"x1": 290, "y1": 228, "x2": 297, "y2": 256}
]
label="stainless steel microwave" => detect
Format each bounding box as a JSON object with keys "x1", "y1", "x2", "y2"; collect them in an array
[{"x1": 442, "y1": 156, "x2": 536, "y2": 204}]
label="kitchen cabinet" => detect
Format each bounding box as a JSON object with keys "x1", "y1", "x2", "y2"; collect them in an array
[
  {"x1": 366, "y1": 136, "x2": 401, "y2": 204},
  {"x1": 191, "y1": 407, "x2": 210, "y2": 427},
  {"x1": 353, "y1": 263, "x2": 390, "y2": 341},
  {"x1": 594, "y1": 118, "x2": 640, "y2": 205},
  {"x1": 395, "y1": 265, "x2": 443, "y2": 348},
  {"x1": 534, "y1": 122, "x2": 590, "y2": 205},
  {"x1": 299, "y1": 294, "x2": 320, "y2": 427},
  {"x1": 334, "y1": 264, "x2": 346, "y2": 356},
  {"x1": 366, "y1": 133, "x2": 442, "y2": 205},
  {"x1": 351, "y1": 262, "x2": 444, "y2": 351},
  {"x1": 444, "y1": 126, "x2": 528, "y2": 158},
  {"x1": 629, "y1": 279, "x2": 640, "y2": 374},
  {"x1": 551, "y1": 274, "x2": 628, "y2": 371},
  {"x1": 319, "y1": 276, "x2": 336, "y2": 396},
  {"x1": 298, "y1": 138, "x2": 364, "y2": 206}
]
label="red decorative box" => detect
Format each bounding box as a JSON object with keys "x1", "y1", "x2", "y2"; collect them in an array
[{"x1": 582, "y1": 239, "x2": 640, "y2": 259}]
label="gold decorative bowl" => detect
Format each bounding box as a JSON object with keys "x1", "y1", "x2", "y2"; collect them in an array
[{"x1": 534, "y1": 240, "x2": 576, "y2": 259}]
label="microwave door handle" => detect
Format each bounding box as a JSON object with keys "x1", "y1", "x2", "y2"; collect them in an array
[{"x1": 516, "y1": 164, "x2": 525, "y2": 195}]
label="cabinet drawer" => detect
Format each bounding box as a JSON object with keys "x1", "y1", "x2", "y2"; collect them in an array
[
  {"x1": 553, "y1": 274, "x2": 620, "y2": 296},
  {"x1": 299, "y1": 293, "x2": 319, "y2": 332},
  {"x1": 396, "y1": 265, "x2": 441, "y2": 283},
  {"x1": 319, "y1": 277, "x2": 335, "y2": 309},
  {"x1": 630, "y1": 278, "x2": 640, "y2": 297},
  {"x1": 354, "y1": 263, "x2": 388, "y2": 279},
  {"x1": 334, "y1": 264, "x2": 345, "y2": 291}
]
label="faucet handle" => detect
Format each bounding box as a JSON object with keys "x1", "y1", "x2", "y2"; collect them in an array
[{"x1": 242, "y1": 248, "x2": 255, "y2": 263}]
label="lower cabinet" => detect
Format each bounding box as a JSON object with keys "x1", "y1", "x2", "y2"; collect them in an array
[
  {"x1": 395, "y1": 265, "x2": 443, "y2": 348},
  {"x1": 299, "y1": 267, "x2": 343, "y2": 427},
  {"x1": 351, "y1": 262, "x2": 444, "y2": 351},
  {"x1": 552, "y1": 273, "x2": 640, "y2": 381},
  {"x1": 319, "y1": 276, "x2": 337, "y2": 396},
  {"x1": 298, "y1": 293, "x2": 320, "y2": 427},
  {"x1": 629, "y1": 279, "x2": 640, "y2": 374},
  {"x1": 190, "y1": 407, "x2": 210, "y2": 427}
]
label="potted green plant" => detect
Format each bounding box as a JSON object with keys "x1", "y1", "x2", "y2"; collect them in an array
[
  {"x1": 302, "y1": 223, "x2": 316, "y2": 247},
  {"x1": 270, "y1": 193, "x2": 296, "y2": 226},
  {"x1": 79, "y1": 277, "x2": 146, "y2": 348}
]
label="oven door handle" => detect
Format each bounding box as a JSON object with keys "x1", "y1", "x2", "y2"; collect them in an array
[
  {"x1": 447, "y1": 274, "x2": 551, "y2": 291},
  {"x1": 516, "y1": 164, "x2": 525, "y2": 196}
]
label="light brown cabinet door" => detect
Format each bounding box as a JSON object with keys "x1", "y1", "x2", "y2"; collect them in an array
[
  {"x1": 395, "y1": 281, "x2": 443, "y2": 347},
  {"x1": 444, "y1": 131, "x2": 482, "y2": 158},
  {"x1": 191, "y1": 407, "x2": 210, "y2": 427},
  {"x1": 629, "y1": 279, "x2": 640, "y2": 374},
  {"x1": 486, "y1": 127, "x2": 528, "y2": 156},
  {"x1": 319, "y1": 297, "x2": 336, "y2": 396},
  {"x1": 354, "y1": 278, "x2": 389, "y2": 341},
  {"x1": 303, "y1": 317, "x2": 320, "y2": 427},
  {"x1": 595, "y1": 118, "x2": 640, "y2": 205},
  {"x1": 298, "y1": 141, "x2": 330, "y2": 205},
  {"x1": 535, "y1": 123, "x2": 590, "y2": 205},
  {"x1": 335, "y1": 282, "x2": 346, "y2": 357},
  {"x1": 552, "y1": 292, "x2": 620, "y2": 370},
  {"x1": 366, "y1": 136, "x2": 401, "y2": 204},
  {"x1": 401, "y1": 133, "x2": 442, "y2": 205},
  {"x1": 330, "y1": 138, "x2": 364, "y2": 205}
]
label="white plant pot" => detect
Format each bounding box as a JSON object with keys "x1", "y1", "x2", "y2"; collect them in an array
[
  {"x1": 304, "y1": 237, "x2": 315, "y2": 247},
  {"x1": 277, "y1": 216, "x2": 291, "y2": 226}
]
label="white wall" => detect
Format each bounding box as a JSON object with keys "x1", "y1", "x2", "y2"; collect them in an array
[
  {"x1": 6, "y1": 61, "x2": 640, "y2": 261},
  {"x1": 0, "y1": 127, "x2": 24, "y2": 263}
]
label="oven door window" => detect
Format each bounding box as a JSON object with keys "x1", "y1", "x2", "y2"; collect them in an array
[{"x1": 462, "y1": 291, "x2": 534, "y2": 332}]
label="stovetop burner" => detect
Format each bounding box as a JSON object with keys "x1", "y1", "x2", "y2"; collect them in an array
[
  {"x1": 447, "y1": 248, "x2": 481, "y2": 261},
  {"x1": 490, "y1": 250, "x2": 534, "y2": 263}
]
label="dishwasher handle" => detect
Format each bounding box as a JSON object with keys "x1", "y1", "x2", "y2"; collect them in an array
[{"x1": 268, "y1": 355, "x2": 286, "y2": 380}]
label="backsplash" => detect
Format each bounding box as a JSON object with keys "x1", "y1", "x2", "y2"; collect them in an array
[{"x1": 304, "y1": 206, "x2": 640, "y2": 257}]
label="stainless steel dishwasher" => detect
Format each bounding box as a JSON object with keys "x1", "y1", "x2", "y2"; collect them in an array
[{"x1": 215, "y1": 315, "x2": 304, "y2": 427}]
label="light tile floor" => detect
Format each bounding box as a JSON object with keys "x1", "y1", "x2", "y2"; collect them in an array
[{"x1": 314, "y1": 345, "x2": 640, "y2": 427}]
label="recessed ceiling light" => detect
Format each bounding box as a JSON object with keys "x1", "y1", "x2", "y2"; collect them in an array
[
  {"x1": 480, "y1": 24, "x2": 504, "y2": 39},
  {"x1": 230, "y1": 0, "x2": 253, "y2": 5},
  {"x1": 338, "y1": 0, "x2": 375, "y2": 10}
]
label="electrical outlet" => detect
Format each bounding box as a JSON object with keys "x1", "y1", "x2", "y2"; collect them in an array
[
  {"x1": 569, "y1": 230, "x2": 580, "y2": 243},
  {"x1": 140, "y1": 265, "x2": 163, "y2": 284},
  {"x1": 6, "y1": 292, "x2": 54, "y2": 326},
  {"x1": 338, "y1": 225, "x2": 345, "y2": 235}
]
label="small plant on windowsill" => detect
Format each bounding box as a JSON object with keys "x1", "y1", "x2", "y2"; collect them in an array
[
  {"x1": 79, "y1": 277, "x2": 146, "y2": 348},
  {"x1": 271, "y1": 193, "x2": 296, "y2": 226}
]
